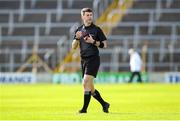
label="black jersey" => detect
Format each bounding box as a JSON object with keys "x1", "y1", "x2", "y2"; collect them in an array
[{"x1": 74, "y1": 23, "x2": 107, "y2": 58}]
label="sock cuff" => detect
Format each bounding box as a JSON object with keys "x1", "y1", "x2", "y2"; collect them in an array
[
  {"x1": 91, "y1": 89, "x2": 98, "y2": 96},
  {"x1": 84, "y1": 91, "x2": 91, "y2": 95}
]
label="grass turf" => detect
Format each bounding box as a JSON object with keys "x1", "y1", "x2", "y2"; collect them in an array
[{"x1": 0, "y1": 83, "x2": 180, "y2": 120}]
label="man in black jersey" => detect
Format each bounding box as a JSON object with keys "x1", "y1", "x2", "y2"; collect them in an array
[{"x1": 72, "y1": 8, "x2": 110, "y2": 113}]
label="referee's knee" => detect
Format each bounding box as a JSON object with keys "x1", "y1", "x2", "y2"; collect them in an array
[
  {"x1": 82, "y1": 79, "x2": 89, "y2": 86},
  {"x1": 82, "y1": 79, "x2": 92, "y2": 91}
]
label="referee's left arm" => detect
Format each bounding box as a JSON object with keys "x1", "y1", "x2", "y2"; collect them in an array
[
  {"x1": 85, "y1": 34, "x2": 107, "y2": 49},
  {"x1": 93, "y1": 40, "x2": 107, "y2": 49}
]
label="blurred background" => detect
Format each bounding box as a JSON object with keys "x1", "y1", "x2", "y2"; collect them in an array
[{"x1": 0, "y1": 0, "x2": 180, "y2": 84}]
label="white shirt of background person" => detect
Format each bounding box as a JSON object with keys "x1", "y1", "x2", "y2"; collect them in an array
[{"x1": 129, "y1": 49, "x2": 142, "y2": 72}]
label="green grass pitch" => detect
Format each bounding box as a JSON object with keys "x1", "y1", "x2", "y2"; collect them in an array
[{"x1": 0, "y1": 83, "x2": 180, "y2": 120}]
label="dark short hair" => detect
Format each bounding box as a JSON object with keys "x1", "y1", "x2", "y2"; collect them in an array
[{"x1": 81, "y1": 8, "x2": 93, "y2": 16}]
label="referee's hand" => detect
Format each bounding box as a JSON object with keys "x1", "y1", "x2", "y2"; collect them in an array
[
  {"x1": 84, "y1": 34, "x2": 94, "y2": 44},
  {"x1": 75, "y1": 31, "x2": 82, "y2": 40}
]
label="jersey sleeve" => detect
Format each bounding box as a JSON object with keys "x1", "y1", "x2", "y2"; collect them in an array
[
  {"x1": 73, "y1": 28, "x2": 78, "y2": 39},
  {"x1": 97, "y1": 27, "x2": 107, "y2": 41}
]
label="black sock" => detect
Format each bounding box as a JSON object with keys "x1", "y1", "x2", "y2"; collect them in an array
[
  {"x1": 81, "y1": 91, "x2": 91, "y2": 111},
  {"x1": 92, "y1": 89, "x2": 106, "y2": 107}
]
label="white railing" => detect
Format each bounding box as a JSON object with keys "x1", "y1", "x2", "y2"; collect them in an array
[
  {"x1": 93, "y1": 0, "x2": 101, "y2": 20},
  {"x1": 19, "y1": 0, "x2": 25, "y2": 22},
  {"x1": 93, "y1": 0, "x2": 113, "y2": 20},
  {"x1": 57, "y1": 35, "x2": 68, "y2": 63},
  {"x1": 1, "y1": 36, "x2": 64, "y2": 42},
  {"x1": 0, "y1": 26, "x2": 2, "y2": 44},
  {"x1": 69, "y1": 22, "x2": 80, "y2": 39},
  {"x1": 56, "y1": 0, "x2": 63, "y2": 21},
  {"x1": 45, "y1": 12, "x2": 52, "y2": 35},
  {"x1": 1, "y1": 46, "x2": 180, "y2": 72},
  {"x1": 8, "y1": 11, "x2": 14, "y2": 35},
  {"x1": 31, "y1": 0, "x2": 36, "y2": 8},
  {"x1": 0, "y1": 48, "x2": 55, "y2": 72},
  {"x1": 21, "y1": 39, "x2": 27, "y2": 62}
]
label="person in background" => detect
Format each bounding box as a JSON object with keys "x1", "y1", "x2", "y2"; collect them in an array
[{"x1": 128, "y1": 48, "x2": 143, "y2": 83}]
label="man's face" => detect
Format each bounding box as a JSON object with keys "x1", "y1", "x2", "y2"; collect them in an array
[{"x1": 82, "y1": 12, "x2": 93, "y2": 25}]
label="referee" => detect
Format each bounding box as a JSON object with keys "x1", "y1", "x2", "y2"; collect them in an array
[{"x1": 72, "y1": 8, "x2": 110, "y2": 113}]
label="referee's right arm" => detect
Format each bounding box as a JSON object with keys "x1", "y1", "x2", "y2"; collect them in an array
[
  {"x1": 72, "y1": 39, "x2": 79, "y2": 49},
  {"x1": 72, "y1": 31, "x2": 81, "y2": 49}
]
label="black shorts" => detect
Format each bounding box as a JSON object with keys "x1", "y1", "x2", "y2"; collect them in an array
[{"x1": 81, "y1": 55, "x2": 100, "y2": 78}]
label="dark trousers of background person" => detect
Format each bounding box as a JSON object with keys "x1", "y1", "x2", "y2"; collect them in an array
[{"x1": 128, "y1": 71, "x2": 142, "y2": 83}]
